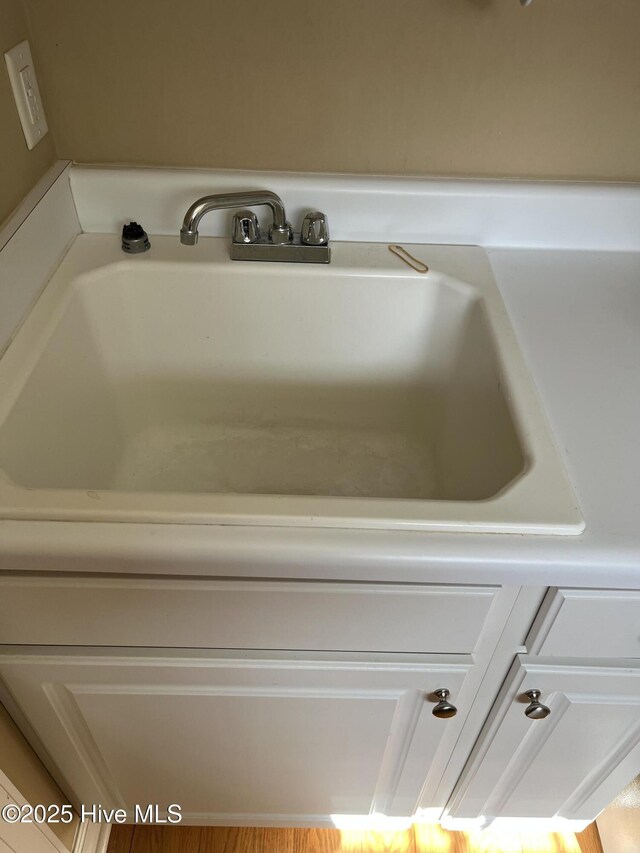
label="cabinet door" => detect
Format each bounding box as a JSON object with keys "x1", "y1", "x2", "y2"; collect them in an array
[
  {"x1": 0, "y1": 648, "x2": 470, "y2": 825},
  {"x1": 446, "y1": 657, "x2": 640, "y2": 826}
]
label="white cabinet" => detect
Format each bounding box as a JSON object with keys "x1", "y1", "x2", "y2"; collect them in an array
[
  {"x1": 0, "y1": 648, "x2": 471, "y2": 825},
  {"x1": 446, "y1": 656, "x2": 640, "y2": 827},
  {"x1": 1, "y1": 577, "x2": 637, "y2": 831},
  {"x1": 0, "y1": 579, "x2": 523, "y2": 827}
]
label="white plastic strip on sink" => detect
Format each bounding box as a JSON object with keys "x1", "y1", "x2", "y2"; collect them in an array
[
  {"x1": 0, "y1": 161, "x2": 80, "y2": 354},
  {"x1": 70, "y1": 165, "x2": 640, "y2": 251}
]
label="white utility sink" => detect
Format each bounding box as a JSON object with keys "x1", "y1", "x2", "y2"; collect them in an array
[{"x1": 0, "y1": 235, "x2": 583, "y2": 533}]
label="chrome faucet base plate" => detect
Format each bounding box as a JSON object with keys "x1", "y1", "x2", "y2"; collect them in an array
[{"x1": 231, "y1": 239, "x2": 330, "y2": 264}]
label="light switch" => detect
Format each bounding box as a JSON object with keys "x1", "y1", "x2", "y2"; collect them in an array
[
  {"x1": 4, "y1": 40, "x2": 48, "y2": 150},
  {"x1": 20, "y1": 66, "x2": 40, "y2": 125}
]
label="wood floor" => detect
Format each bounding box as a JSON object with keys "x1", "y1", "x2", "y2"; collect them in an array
[{"x1": 107, "y1": 822, "x2": 603, "y2": 853}]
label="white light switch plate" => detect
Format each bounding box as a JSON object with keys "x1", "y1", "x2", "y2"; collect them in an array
[{"x1": 4, "y1": 40, "x2": 48, "y2": 150}]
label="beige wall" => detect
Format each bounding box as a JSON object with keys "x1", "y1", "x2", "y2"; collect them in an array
[
  {"x1": 0, "y1": 0, "x2": 55, "y2": 225},
  {"x1": 0, "y1": 704, "x2": 77, "y2": 849},
  {"x1": 21, "y1": 0, "x2": 640, "y2": 181}
]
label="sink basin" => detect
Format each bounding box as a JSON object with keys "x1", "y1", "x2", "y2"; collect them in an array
[{"x1": 0, "y1": 235, "x2": 583, "y2": 533}]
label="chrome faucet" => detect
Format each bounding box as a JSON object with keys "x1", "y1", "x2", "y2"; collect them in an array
[{"x1": 179, "y1": 190, "x2": 330, "y2": 264}]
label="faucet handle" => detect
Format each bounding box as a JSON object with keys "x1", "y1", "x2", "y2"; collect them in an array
[
  {"x1": 301, "y1": 211, "x2": 330, "y2": 246},
  {"x1": 232, "y1": 209, "x2": 261, "y2": 244}
]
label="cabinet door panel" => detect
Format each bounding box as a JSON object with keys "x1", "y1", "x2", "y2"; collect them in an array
[
  {"x1": 0, "y1": 648, "x2": 470, "y2": 824},
  {"x1": 446, "y1": 657, "x2": 640, "y2": 825}
]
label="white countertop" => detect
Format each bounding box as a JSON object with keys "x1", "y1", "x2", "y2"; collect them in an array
[
  {"x1": 1, "y1": 246, "x2": 638, "y2": 587},
  {"x1": 487, "y1": 247, "x2": 640, "y2": 577},
  {"x1": 1, "y1": 165, "x2": 639, "y2": 587}
]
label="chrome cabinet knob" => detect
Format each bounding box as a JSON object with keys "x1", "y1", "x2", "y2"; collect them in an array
[
  {"x1": 232, "y1": 210, "x2": 260, "y2": 244},
  {"x1": 524, "y1": 689, "x2": 551, "y2": 720},
  {"x1": 432, "y1": 688, "x2": 458, "y2": 719},
  {"x1": 301, "y1": 211, "x2": 329, "y2": 246}
]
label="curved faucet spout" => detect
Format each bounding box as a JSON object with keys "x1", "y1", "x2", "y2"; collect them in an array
[{"x1": 180, "y1": 190, "x2": 289, "y2": 245}]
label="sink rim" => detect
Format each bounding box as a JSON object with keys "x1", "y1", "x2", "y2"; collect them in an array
[{"x1": 0, "y1": 235, "x2": 584, "y2": 535}]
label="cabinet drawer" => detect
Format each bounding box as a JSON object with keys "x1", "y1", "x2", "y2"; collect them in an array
[
  {"x1": 527, "y1": 588, "x2": 640, "y2": 658},
  {"x1": 0, "y1": 577, "x2": 497, "y2": 653}
]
